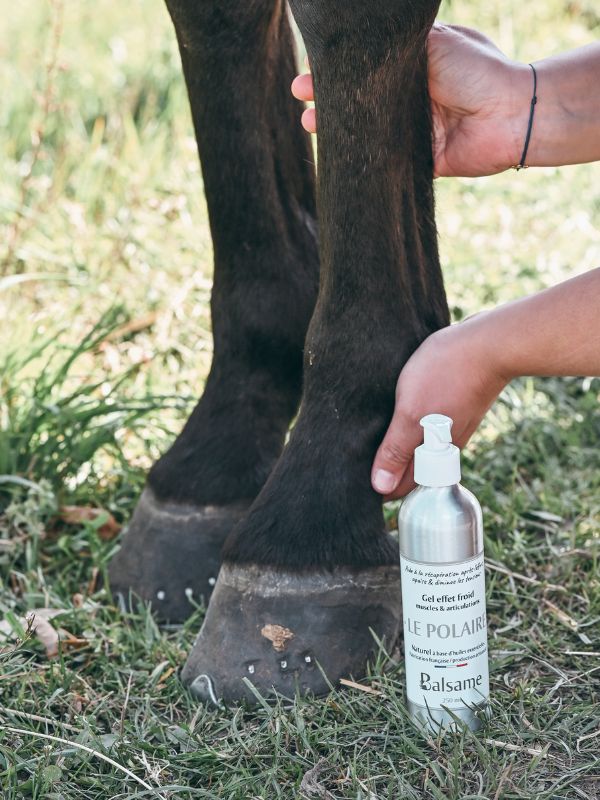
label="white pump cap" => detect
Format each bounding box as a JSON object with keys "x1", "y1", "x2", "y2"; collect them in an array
[{"x1": 413, "y1": 413, "x2": 461, "y2": 487}]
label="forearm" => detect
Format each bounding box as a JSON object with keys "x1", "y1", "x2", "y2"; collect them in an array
[
  {"x1": 468, "y1": 269, "x2": 600, "y2": 379},
  {"x1": 509, "y1": 43, "x2": 600, "y2": 168}
]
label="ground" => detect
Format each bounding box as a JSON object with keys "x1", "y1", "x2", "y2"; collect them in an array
[{"x1": 0, "y1": 0, "x2": 599, "y2": 797}]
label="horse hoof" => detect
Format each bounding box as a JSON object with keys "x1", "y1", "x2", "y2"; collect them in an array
[
  {"x1": 181, "y1": 560, "x2": 401, "y2": 705},
  {"x1": 107, "y1": 487, "x2": 249, "y2": 622}
]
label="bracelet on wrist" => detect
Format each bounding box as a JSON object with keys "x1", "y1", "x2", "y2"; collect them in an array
[{"x1": 513, "y1": 63, "x2": 538, "y2": 170}]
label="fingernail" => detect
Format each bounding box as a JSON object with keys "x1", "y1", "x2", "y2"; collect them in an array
[{"x1": 373, "y1": 469, "x2": 398, "y2": 494}]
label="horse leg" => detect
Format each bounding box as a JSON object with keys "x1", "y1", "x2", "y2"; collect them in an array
[
  {"x1": 183, "y1": 0, "x2": 449, "y2": 703},
  {"x1": 108, "y1": 0, "x2": 319, "y2": 621}
]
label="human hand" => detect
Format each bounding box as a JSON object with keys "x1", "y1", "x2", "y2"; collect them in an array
[
  {"x1": 370, "y1": 317, "x2": 508, "y2": 498},
  {"x1": 426, "y1": 24, "x2": 529, "y2": 176},
  {"x1": 291, "y1": 23, "x2": 531, "y2": 177}
]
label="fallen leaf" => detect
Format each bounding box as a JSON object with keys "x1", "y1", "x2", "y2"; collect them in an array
[
  {"x1": 59, "y1": 505, "x2": 121, "y2": 541},
  {"x1": 100, "y1": 311, "x2": 157, "y2": 343},
  {"x1": 26, "y1": 610, "x2": 61, "y2": 658},
  {"x1": 87, "y1": 567, "x2": 99, "y2": 594},
  {"x1": 157, "y1": 667, "x2": 175, "y2": 687},
  {"x1": 300, "y1": 758, "x2": 335, "y2": 800},
  {"x1": 1, "y1": 609, "x2": 88, "y2": 659}
]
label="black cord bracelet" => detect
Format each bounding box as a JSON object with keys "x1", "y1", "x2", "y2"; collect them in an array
[{"x1": 514, "y1": 63, "x2": 538, "y2": 170}]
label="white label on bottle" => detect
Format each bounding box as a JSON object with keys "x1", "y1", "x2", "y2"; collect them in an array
[{"x1": 400, "y1": 553, "x2": 489, "y2": 710}]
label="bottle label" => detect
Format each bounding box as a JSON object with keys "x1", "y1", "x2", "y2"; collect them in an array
[{"x1": 400, "y1": 553, "x2": 489, "y2": 710}]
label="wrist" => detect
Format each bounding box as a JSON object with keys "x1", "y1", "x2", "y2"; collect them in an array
[
  {"x1": 504, "y1": 60, "x2": 538, "y2": 170},
  {"x1": 504, "y1": 44, "x2": 600, "y2": 169},
  {"x1": 457, "y1": 311, "x2": 515, "y2": 386}
]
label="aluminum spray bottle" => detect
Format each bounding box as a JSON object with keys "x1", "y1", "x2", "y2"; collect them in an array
[{"x1": 399, "y1": 414, "x2": 489, "y2": 733}]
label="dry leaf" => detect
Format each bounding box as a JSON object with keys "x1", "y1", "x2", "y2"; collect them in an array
[
  {"x1": 300, "y1": 758, "x2": 335, "y2": 800},
  {"x1": 87, "y1": 567, "x2": 100, "y2": 595},
  {"x1": 157, "y1": 667, "x2": 175, "y2": 687},
  {"x1": 58, "y1": 631, "x2": 89, "y2": 651},
  {"x1": 101, "y1": 311, "x2": 157, "y2": 343},
  {"x1": 59, "y1": 505, "x2": 121, "y2": 541},
  {"x1": 261, "y1": 624, "x2": 295, "y2": 652},
  {"x1": 27, "y1": 610, "x2": 62, "y2": 658},
  {"x1": 1, "y1": 609, "x2": 88, "y2": 660}
]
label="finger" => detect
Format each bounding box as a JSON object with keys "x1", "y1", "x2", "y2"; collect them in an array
[
  {"x1": 291, "y1": 73, "x2": 314, "y2": 102},
  {"x1": 386, "y1": 457, "x2": 416, "y2": 500},
  {"x1": 371, "y1": 414, "x2": 420, "y2": 496},
  {"x1": 301, "y1": 106, "x2": 316, "y2": 133}
]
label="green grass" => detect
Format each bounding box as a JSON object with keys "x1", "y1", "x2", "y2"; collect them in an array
[{"x1": 1, "y1": 0, "x2": 599, "y2": 797}]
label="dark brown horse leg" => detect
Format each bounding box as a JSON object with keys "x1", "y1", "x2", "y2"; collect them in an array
[
  {"x1": 182, "y1": 0, "x2": 449, "y2": 704},
  {"x1": 108, "y1": 0, "x2": 319, "y2": 621}
]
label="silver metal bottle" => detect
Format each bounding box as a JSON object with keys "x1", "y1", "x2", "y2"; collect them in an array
[{"x1": 398, "y1": 414, "x2": 489, "y2": 733}]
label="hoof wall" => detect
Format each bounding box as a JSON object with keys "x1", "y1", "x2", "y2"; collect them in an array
[
  {"x1": 181, "y1": 561, "x2": 401, "y2": 705},
  {"x1": 107, "y1": 487, "x2": 249, "y2": 622}
]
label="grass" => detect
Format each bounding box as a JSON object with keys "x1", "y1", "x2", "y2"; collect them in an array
[{"x1": 0, "y1": 0, "x2": 599, "y2": 797}]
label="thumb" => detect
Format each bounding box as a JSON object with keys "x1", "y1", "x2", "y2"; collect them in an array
[{"x1": 372, "y1": 410, "x2": 420, "y2": 496}]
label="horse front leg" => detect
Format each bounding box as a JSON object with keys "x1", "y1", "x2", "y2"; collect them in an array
[{"x1": 108, "y1": 0, "x2": 319, "y2": 621}]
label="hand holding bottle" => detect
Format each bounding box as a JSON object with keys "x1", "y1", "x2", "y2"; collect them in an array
[{"x1": 371, "y1": 269, "x2": 600, "y2": 498}]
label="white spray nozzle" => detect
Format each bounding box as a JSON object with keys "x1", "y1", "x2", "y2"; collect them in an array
[
  {"x1": 421, "y1": 414, "x2": 453, "y2": 451},
  {"x1": 414, "y1": 413, "x2": 461, "y2": 487}
]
